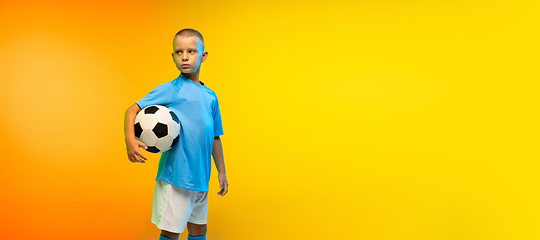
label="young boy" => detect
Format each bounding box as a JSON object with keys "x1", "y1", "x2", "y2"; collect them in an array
[{"x1": 124, "y1": 28, "x2": 228, "y2": 240}]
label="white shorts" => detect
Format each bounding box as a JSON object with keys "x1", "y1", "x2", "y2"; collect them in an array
[{"x1": 151, "y1": 180, "x2": 208, "y2": 233}]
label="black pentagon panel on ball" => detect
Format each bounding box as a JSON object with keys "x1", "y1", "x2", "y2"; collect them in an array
[
  {"x1": 171, "y1": 135, "x2": 179, "y2": 148},
  {"x1": 170, "y1": 110, "x2": 179, "y2": 124},
  {"x1": 134, "y1": 122, "x2": 143, "y2": 138},
  {"x1": 146, "y1": 146, "x2": 160, "y2": 153},
  {"x1": 145, "y1": 105, "x2": 159, "y2": 114},
  {"x1": 153, "y1": 123, "x2": 168, "y2": 138}
]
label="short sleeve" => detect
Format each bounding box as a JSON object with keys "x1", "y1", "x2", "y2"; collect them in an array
[
  {"x1": 136, "y1": 82, "x2": 175, "y2": 110},
  {"x1": 212, "y1": 97, "x2": 224, "y2": 137}
]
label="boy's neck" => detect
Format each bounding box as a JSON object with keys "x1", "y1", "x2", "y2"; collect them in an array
[{"x1": 181, "y1": 71, "x2": 201, "y2": 86}]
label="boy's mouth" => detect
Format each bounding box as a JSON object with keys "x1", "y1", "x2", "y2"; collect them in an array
[{"x1": 182, "y1": 64, "x2": 189, "y2": 68}]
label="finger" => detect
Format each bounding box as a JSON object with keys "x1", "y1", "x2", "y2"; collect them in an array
[
  {"x1": 137, "y1": 150, "x2": 148, "y2": 161},
  {"x1": 221, "y1": 184, "x2": 228, "y2": 196},
  {"x1": 137, "y1": 153, "x2": 146, "y2": 163},
  {"x1": 131, "y1": 153, "x2": 143, "y2": 163},
  {"x1": 131, "y1": 153, "x2": 141, "y2": 163},
  {"x1": 139, "y1": 141, "x2": 148, "y2": 150}
]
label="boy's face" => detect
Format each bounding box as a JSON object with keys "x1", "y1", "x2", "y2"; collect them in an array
[{"x1": 172, "y1": 36, "x2": 207, "y2": 75}]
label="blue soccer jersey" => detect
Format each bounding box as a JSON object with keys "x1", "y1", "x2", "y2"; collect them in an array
[{"x1": 136, "y1": 74, "x2": 224, "y2": 192}]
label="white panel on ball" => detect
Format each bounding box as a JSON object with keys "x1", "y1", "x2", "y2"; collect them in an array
[
  {"x1": 154, "y1": 106, "x2": 173, "y2": 124},
  {"x1": 135, "y1": 109, "x2": 144, "y2": 123},
  {"x1": 156, "y1": 135, "x2": 174, "y2": 151},
  {"x1": 140, "y1": 114, "x2": 157, "y2": 130},
  {"x1": 140, "y1": 131, "x2": 158, "y2": 146},
  {"x1": 167, "y1": 121, "x2": 180, "y2": 138}
]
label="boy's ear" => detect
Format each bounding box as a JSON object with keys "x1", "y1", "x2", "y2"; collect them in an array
[{"x1": 201, "y1": 51, "x2": 208, "y2": 63}]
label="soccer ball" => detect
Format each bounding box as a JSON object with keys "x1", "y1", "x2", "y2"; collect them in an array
[{"x1": 134, "y1": 105, "x2": 180, "y2": 153}]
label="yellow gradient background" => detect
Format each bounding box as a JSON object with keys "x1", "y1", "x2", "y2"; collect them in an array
[{"x1": 1, "y1": 0, "x2": 539, "y2": 239}]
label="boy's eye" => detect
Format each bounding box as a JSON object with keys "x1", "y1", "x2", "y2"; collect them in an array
[{"x1": 176, "y1": 51, "x2": 195, "y2": 54}]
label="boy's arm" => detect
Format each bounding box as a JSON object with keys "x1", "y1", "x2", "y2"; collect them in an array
[
  {"x1": 124, "y1": 103, "x2": 148, "y2": 163},
  {"x1": 212, "y1": 136, "x2": 226, "y2": 174},
  {"x1": 124, "y1": 104, "x2": 140, "y2": 141},
  {"x1": 213, "y1": 136, "x2": 228, "y2": 196}
]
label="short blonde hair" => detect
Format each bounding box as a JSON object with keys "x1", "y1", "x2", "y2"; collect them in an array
[{"x1": 173, "y1": 28, "x2": 205, "y2": 51}]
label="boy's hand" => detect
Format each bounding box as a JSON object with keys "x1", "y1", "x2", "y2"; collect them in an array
[
  {"x1": 126, "y1": 138, "x2": 148, "y2": 163},
  {"x1": 218, "y1": 173, "x2": 228, "y2": 197}
]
